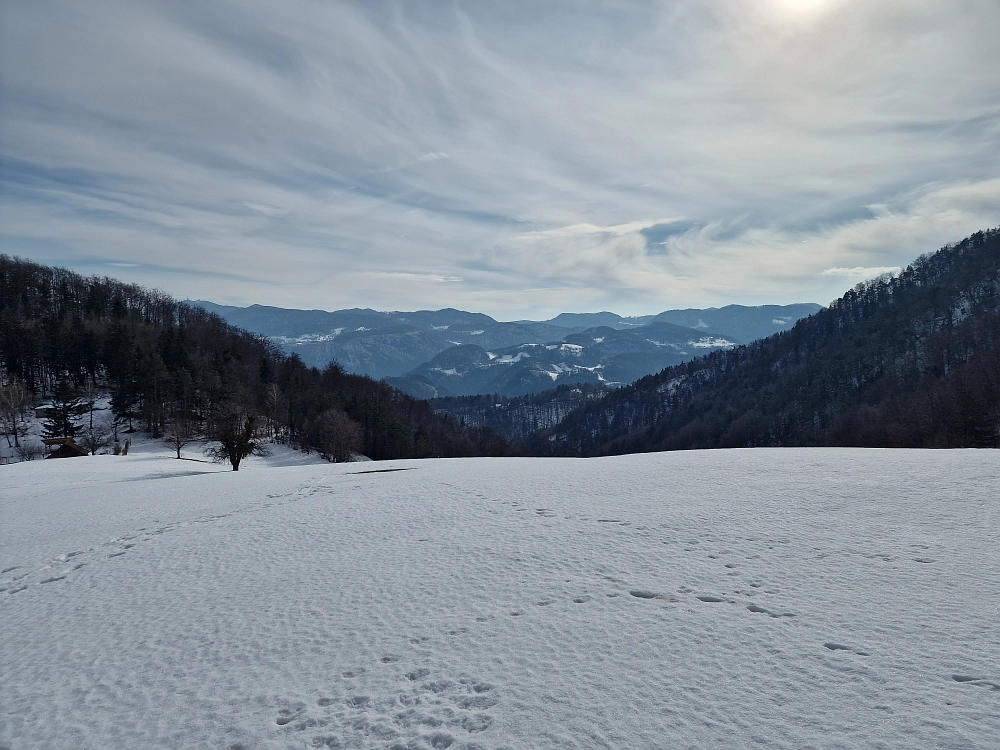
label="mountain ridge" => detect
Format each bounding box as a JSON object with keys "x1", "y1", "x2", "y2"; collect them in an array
[
  {"x1": 529, "y1": 229, "x2": 1000, "y2": 453},
  {"x1": 192, "y1": 300, "x2": 822, "y2": 388}
]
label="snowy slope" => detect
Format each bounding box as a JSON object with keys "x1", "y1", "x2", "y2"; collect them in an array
[{"x1": 1, "y1": 449, "x2": 998, "y2": 749}]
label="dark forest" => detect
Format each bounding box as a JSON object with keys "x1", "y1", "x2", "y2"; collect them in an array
[{"x1": 0, "y1": 255, "x2": 507, "y2": 462}]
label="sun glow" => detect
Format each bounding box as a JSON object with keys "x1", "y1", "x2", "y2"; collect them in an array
[{"x1": 766, "y1": 0, "x2": 843, "y2": 23}]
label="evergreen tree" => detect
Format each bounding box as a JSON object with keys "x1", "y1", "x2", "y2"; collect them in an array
[{"x1": 42, "y1": 379, "x2": 88, "y2": 439}]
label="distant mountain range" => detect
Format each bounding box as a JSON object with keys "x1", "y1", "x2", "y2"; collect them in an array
[
  {"x1": 192, "y1": 302, "x2": 822, "y2": 396},
  {"x1": 387, "y1": 322, "x2": 744, "y2": 398}
]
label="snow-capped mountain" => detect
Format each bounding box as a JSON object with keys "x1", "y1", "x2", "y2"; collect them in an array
[
  {"x1": 191, "y1": 302, "x2": 821, "y2": 388},
  {"x1": 386, "y1": 322, "x2": 740, "y2": 398}
]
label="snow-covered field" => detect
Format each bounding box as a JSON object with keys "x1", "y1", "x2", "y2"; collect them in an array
[{"x1": 1, "y1": 448, "x2": 998, "y2": 749}]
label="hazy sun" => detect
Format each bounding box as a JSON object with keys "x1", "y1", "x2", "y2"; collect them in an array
[{"x1": 766, "y1": 0, "x2": 842, "y2": 22}]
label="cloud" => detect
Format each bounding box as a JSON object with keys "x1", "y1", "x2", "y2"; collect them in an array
[
  {"x1": 367, "y1": 271, "x2": 463, "y2": 283},
  {"x1": 413, "y1": 152, "x2": 448, "y2": 164},
  {"x1": 820, "y1": 266, "x2": 901, "y2": 277},
  {"x1": 517, "y1": 219, "x2": 680, "y2": 240},
  {"x1": 1, "y1": 0, "x2": 998, "y2": 318}
]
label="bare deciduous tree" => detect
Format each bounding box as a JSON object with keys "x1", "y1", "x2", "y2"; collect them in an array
[
  {"x1": 0, "y1": 377, "x2": 31, "y2": 449},
  {"x1": 15, "y1": 442, "x2": 45, "y2": 461},
  {"x1": 310, "y1": 409, "x2": 364, "y2": 463},
  {"x1": 78, "y1": 424, "x2": 112, "y2": 455},
  {"x1": 164, "y1": 418, "x2": 199, "y2": 459}
]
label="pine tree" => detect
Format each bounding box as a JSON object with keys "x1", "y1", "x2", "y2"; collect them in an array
[{"x1": 42, "y1": 379, "x2": 88, "y2": 439}]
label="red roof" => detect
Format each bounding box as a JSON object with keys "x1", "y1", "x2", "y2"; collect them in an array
[{"x1": 45, "y1": 442, "x2": 89, "y2": 459}]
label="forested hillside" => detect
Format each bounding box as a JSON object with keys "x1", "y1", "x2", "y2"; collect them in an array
[
  {"x1": 0, "y1": 256, "x2": 506, "y2": 461},
  {"x1": 431, "y1": 383, "x2": 609, "y2": 443},
  {"x1": 533, "y1": 229, "x2": 1000, "y2": 455}
]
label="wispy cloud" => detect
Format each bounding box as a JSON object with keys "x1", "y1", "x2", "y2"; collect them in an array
[
  {"x1": 820, "y1": 266, "x2": 901, "y2": 278},
  {"x1": 1, "y1": 0, "x2": 998, "y2": 318}
]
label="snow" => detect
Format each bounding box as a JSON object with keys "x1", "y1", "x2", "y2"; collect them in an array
[
  {"x1": 275, "y1": 329, "x2": 345, "y2": 346},
  {"x1": 1, "y1": 448, "x2": 998, "y2": 749},
  {"x1": 493, "y1": 352, "x2": 530, "y2": 365},
  {"x1": 646, "y1": 338, "x2": 681, "y2": 348},
  {"x1": 543, "y1": 363, "x2": 577, "y2": 380},
  {"x1": 689, "y1": 336, "x2": 736, "y2": 349}
]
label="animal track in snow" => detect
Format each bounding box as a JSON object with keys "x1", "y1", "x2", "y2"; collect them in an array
[{"x1": 2, "y1": 493, "x2": 315, "y2": 597}]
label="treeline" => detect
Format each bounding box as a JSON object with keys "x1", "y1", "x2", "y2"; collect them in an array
[
  {"x1": 431, "y1": 383, "x2": 608, "y2": 443},
  {"x1": 533, "y1": 228, "x2": 1000, "y2": 455},
  {"x1": 0, "y1": 255, "x2": 507, "y2": 461}
]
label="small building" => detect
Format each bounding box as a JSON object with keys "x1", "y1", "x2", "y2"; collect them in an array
[{"x1": 42, "y1": 438, "x2": 89, "y2": 459}]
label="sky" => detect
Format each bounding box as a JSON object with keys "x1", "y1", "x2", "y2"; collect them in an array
[{"x1": 1, "y1": 0, "x2": 998, "y2": 320}]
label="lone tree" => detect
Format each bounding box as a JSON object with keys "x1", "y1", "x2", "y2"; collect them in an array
[
  {"x1": 205, "y1": 408, "x2": 270, "y2": 471},
  {"x1": 308, "y1": 409, "x2": 364, "y2": 463},
  {"x1": 163, "y1": 416, "x2": 199, "y2": 459}
]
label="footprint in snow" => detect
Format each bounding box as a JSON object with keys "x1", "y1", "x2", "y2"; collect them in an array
[
  {"x1": 629, "y1": 590, "x2": 660, "y2": 599},
  {"x1": 824, "y1": 643, "x2": 870, "y2": 656},
  {"x1": 952, "y1": 675, "x2": 1000, "y2": 690},
  {"x1": 301, "y1": 668, "x2": 501, "y2": 749},
  {"x1": 747, "y1": 604, "x2": 796, "y2": 618}
]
